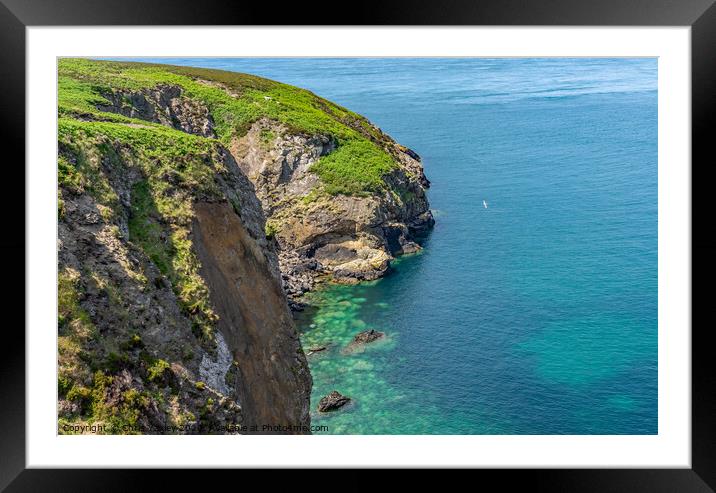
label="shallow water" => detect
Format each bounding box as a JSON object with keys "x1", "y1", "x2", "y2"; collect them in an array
[{"x1": 119, "y1": 58, "x2": 658, "y2": 434}]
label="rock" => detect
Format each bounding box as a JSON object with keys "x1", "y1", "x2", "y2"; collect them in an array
[
  {"x1": 306, "y1": 346, "x2": 327, "y2": 356},
  {"x1": 58, "y1": 399, "x2": 81, "y2": 416},
  {"x1": 400, "y1": 241, "x2": 422, "y2": 255},
  {"x1": 341, "y1": 329, "x2": 385, "y2": 355},
  {"x1": 400, "y1": 146, "x2": 421, "y2": 161},
  {"x1": 351, "y1": 329, "x2": 385, "y2": 345},
  {"x1": 287, "y1": 299, "x2": 306, "y2": 312},
  {"x1": 199, "y1": 331, "x2": 233, "y2": 395},
  {"x1": 317, "y1": 391, "x2": 351, "y2": 412},
  {"x1": 408, "y1": 211, "x2": 435, "y2": 235},
  {"x1": 98, "y1": 84, "x2": 216, "y2": 138},
  {"x1": 278, "y1": 249, "x2": 320, "y2": 307}
]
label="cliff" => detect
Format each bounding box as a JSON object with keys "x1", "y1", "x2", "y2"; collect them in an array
[
  {"x1": 233, "y1": 117, "x2": 434, "y2": 304},
  {"x1": 57, "y1": 58, "x2": 432, "y2": 433}
]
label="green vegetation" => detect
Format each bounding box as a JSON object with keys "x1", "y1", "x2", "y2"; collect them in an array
[
  {"x1": 60, "y1": 370, "x2": 152, "y2": 434},
  {"x1": 66, "y1": 384, "x2": 93, "y2": 412},
  {"x1": 128, "y1": 181, "x2": 172, "y2": 274},
  {"x1": 147, "y1": 359, "x2": 171, "y2": 384},
  {"x1": 58, "y1": 58, "x2": 398, "y2": 197},
  {"x1": 58, "y1": 267, "x2": 97, "y2": 405},
  {"x1": 259, "y1": 128, "x2": 276, "y2": 150},
  {"x1": 57, "y1": 110, "x2": 223, "y2": 431},
  {"x1": 310, "y1": 140, "x2": 395, "y2": 196},
  {"x1": 102, "y1": 352, "x2": 128, "y2": 373},
  {"x1": 58, "y1": 267, "x2": 95, "y2": 337},
  {"x1": 58, "y1": 375, "x2": 73, "y2": 397},
  {"x1": 58, "y1": 190, "x2": 66, "y2": 219},
  {"x1": 300, "y1": 189, "x2": 321, "y2": 205},
  {"x1": 264, "y1": 220, "x2": 279, "y2": 240}
]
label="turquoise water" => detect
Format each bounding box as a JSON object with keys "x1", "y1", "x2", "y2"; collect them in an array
[{"x1": 121, "y1": 58, "x2": 658, "y2": 434}]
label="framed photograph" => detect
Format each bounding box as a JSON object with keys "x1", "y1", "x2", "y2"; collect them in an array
[{"x1": 2, "y1": 0, "x2": 713, "y2": 488}]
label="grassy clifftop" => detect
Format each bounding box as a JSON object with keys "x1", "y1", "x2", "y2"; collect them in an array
[{"x1": 59, "y1": 58, "x2": 399, "y2": 196}]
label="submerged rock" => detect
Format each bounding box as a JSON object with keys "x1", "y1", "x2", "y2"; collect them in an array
[
  {"x1": 342, "y1": 329, "x2": 386, "y2": 354},
  {"x1": 317, "y1": 391, "x2": 351, "y2": 412},
  {"x1": 306, "y1": 346, "x2": 328, "y2": 356},
  {"x1": 352, "y1": 329, "x2": 385, "y2": 345}
]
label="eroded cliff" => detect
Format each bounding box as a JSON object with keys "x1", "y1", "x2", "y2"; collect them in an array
[{"x1": 232, "y1": 118, "x2": 434, "y2": 302}]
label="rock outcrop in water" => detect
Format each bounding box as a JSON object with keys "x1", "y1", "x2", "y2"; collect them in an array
[
  {"x1": 351, "y1": 329, "x2": 385, "y2": 344},
  {"x1": 317, "y1": 391, "x2": 351, "y2": 412},
  {"x1": 342, "y1": 329, "x2": 386, "y2": 354}
]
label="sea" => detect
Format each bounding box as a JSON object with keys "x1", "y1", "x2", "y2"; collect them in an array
[{"x1": 116, "y1": 57, "x2": 658, "y2": 434}]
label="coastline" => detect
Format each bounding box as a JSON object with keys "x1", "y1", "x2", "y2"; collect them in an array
[{"x1": 56, "y1": 57, "x2": 657, "y2": 435}]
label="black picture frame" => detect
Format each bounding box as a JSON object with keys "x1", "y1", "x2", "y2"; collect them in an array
[{"x1": 1, "y1": 0, "x2": 713, "y2": 490}]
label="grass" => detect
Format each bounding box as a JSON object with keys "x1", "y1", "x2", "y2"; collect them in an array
[
  {"x1": 128, "y1": 181, "x2": 173, "y2": 274},
  {"x1": 58, "y1": 58, "x2": 399, "y2": 196},
  {"x1": 310, "y1": 140, "x2": 395, "y2": 196},
  {"x1": 259, "y1": 128, "x2": 276, "y2": 150}
]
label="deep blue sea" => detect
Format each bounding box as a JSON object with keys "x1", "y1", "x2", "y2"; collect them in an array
[{"x1": 117, "y1": 58, "x2": 658, "y2": 434}]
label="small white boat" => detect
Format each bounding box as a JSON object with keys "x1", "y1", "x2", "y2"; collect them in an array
[{"x1": 483, "y1": 200, "x2": 488, "y2": 209}]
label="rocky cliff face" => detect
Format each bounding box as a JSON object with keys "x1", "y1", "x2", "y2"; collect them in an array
[
  {"x1": 58, "y1": 76, "x2": 311, "y2": 434},
  {"x1": 232, "y1": 118, "x2": 434, "y2": 304},
  {"x1": 57, "y1": 58, "x2": 432, "y2": 433},
  {"x1": 191, "y1": 202, "x2": 311, "y2": 430}
]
